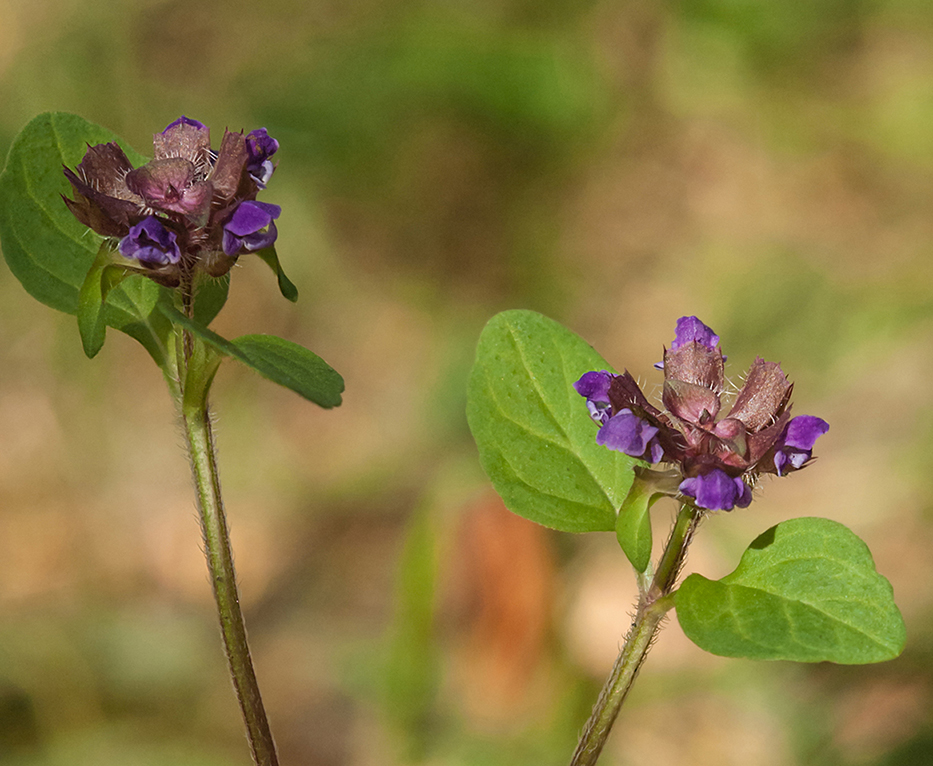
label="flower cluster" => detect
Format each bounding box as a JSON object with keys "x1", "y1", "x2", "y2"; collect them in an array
[
  {"x1": 575, "y1": 317, "x2": 829, "y2": 511},
  {"x1": 63, "y1": 116, "x2": 280, "y2": 287}
]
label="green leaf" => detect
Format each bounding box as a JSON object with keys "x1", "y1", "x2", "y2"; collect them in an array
[
  {"x1": 0, "y1": 112, "x2": 172, "y2": 365},
  {"x1": 162, "y1": 306, "x2": 344, "y2": 408},
  {"x1": 256, "y1": 247, "x2": 299, "y2": 302},
  {"x1": 675, "y1": 517, "x2": 906, "y2": 664},
  {"x1": 76, "y1": 244, "x2": 115, "y2": 359},
  {"x1": 466, "y1": 309, "x2": 637, "y2": 533},
  {"x1": 615, "y1": 478, "x2": 661, "y2": 573},
  {"x1": 192, "y1": 273, "x2": 230, "y2": 327}
]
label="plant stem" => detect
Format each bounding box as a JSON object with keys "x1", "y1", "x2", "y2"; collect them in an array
[
  {"x1": 180, "y1": 330, "x2": 279, "y2": 766},
  {"x1": 569, "y1": 502, "x2": 702, "y2": 766}
]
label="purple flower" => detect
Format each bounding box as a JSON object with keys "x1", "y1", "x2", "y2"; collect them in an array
[
  {"x1": 222, "y1": 201, "x2": 280, "y2": 256},
  {"x1": 574, "y1": 370, "x2": 612, "y2": 425},
  {"x1": 119, "y1": 216, "x2": 181, "y2": 265},
  {"x1": 654, "y1": 315, "x2": 723, "y2": 369},
  {"x1": 63, "y1": 117, "x2": 286, "y2": 284},
  {"x1": 679, "y1": 469, "x2": 752, "y2": 511},
  {"x1": 772, "y1": 415, "x2": 830, "y2": 476},
  {"x1": 596, "y1": 409, "x2": 664, "y2": 463},
  {"x1": 246, "y1": 128, "x2": 279, "y2": 188},
  {"x1": 575, "y1": 317, "x2": 829, "y2": 511},
  {"x1": 670, "y1": 316, "x2": 720, "y2": 351}
]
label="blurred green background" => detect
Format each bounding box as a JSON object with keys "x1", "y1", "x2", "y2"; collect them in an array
[{"x1": 1, "y1": 0, "x2": 932, "y2": 764}]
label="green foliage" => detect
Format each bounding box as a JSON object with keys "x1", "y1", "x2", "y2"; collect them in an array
[
  {"x1": 675, "y1": 517, "x2": 906, "y2": 663},
  {"x1": 77, "y1": 243, "x2": 122, "y2": 359},
  {"x1": 191, "y1": 274, "x2": 231, "y2": 328},
  {"x1": 615, "y1": 478, "x2": 661, "y2": 574},
  {"x1": 256, "y1": 247, "x2": 299, "y2": 302},
  {"x1": 0, "y1": 112, "x2": 343, "y2": 406},
  {"x1": 163, "y1": 306, "x2": 344, "y2": 408},
  {"x1": 0, "y1": 112, "x2": 174, "y2": 364},
  {"x1": 466, "y1": 309, "x2": 637, "y2": 534}
]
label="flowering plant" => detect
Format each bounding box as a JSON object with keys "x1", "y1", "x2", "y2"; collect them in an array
[
  {"x1": 0, "y1": 112, "x2": 345, "y2": 766},
  {"x1": 467, "y1": 310, "x2": 905, "y2": 766}
]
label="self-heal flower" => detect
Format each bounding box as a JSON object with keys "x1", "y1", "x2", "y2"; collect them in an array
[
  {"x1": 670, "y1": 315, "x2": 720, "y2": 351},
  {"x1": 574, "y1": 370, "x2": 612, "y2": 425},
  {"x1": 679, "y1": 469, "x2": 752, "y2": 510},
  {"x1": 63, "y1": 117, "x2": 283, "y2": 286},
  {"x1": 575, "y1": 316, "x2": 829, "y2": 511},
  {"x1": 772, "y1": 415, "x2": 830, "y2": 476},
  {"x1": 119, "y1": 216, "x2": 181, "y2": 266},
  {"x1": 222, "y1": 201, "x2": 280, "y2": 256},
  {"x1": 245, "y1": 128, "x2": 278, "y2": 188},
  {"x1": 575, "y1": 370, "x2": 664, "y2": 462}
]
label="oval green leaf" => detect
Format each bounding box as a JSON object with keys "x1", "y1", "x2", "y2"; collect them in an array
[
  {"x1": 466, "y1": 309, "x2": 636, "y2": 533},
  {"x1": 162, "y1": 305, "x2": 344, "y2": 408},
  {"x1": 675, "y1": 517, "x2": 906, "y2": 664},
  {"x1": 0, "y1": 112, "x2": 172, "y2": 364}
]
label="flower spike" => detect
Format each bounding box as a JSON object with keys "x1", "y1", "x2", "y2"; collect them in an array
[{"x1": 575, "y1": 316, "x2": 828, "y2": 511}]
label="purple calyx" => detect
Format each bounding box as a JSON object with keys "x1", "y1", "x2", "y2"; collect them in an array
[
  {"x1": 119, "y1": 216, "x2": 181, "y2": 265},
  {"x1": 222, "y1": 200, "x2": 281, "y2": 256}
]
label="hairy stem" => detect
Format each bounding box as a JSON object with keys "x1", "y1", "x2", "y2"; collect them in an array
[
  {"x1": 569, "y1": 502, "x2": 702, "y2": 766},
  {"x1": 178, "y1": 321, "x2": 279, "y2": 766}
]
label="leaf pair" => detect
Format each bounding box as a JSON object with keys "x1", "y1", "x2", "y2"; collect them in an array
[
  {"x1": 467, "y1": 310, "x2": 905, "y2": 664},
  {"x1": 0, "y1": 112, "x2": 343, "y2": 409}
]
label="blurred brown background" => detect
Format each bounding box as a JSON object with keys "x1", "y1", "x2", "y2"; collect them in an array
[{"x1": 1, "y1": 0, "x2": 932, "y2": 764}]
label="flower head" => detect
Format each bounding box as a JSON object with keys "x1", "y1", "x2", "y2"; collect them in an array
[
  {"x1": 62, "y1": 117, "x2": 282, "y2": 284},
  {"x1": 575, "y1": 316, "x2": 829, "y2": 511}
]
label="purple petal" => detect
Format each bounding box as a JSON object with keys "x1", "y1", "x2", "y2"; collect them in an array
[
  {"x1": 597, "y1": 409, "x2": 662, "y2": 462},
  {"x1": 679, "y1": 469, "x2": 751, "y2": 511},
  {"x1": 222, "y1": 201, "x2": 281, "y2": 255},
  {"x1": 246, "y1": 128, "x2": 279, "y2": 188},
  {"x1": 671, "y1": 316, "x2": 720, "y2": 351},
  {"x1": 119, "y1": 216, "x2": 181, "y2": 265},
  {"x1": 773, "y1": 415, "x2": 829, "y2": 476},
  {"x1": 574, "y1": 370, "x2": 612, "y2": 401},
  {"x1": 162, "y1": 115, "x2": 206, "y2": 132},
  {"x1": 575, "y1": 370, "x2": 613, "y2": 425},
  {"x1": 225, "y1": 200, "x2": 281, "y2": 235},
  {"x1": 784, "y1": 415, "x2": 830, "y2": 450}
]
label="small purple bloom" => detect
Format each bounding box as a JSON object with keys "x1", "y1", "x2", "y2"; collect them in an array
[
  {"x1": 596, "y1": 409, "x2": 664, "y2": 463},
  {"x1": 671, "y1": 316, "x2": 720, "y2": 351},
  {"x1": 773, "y1": 415, "x2": 830, "y2": 476},
  {"x1": 574, "y1": 370, "x2": 612, "y2": 425},
  {"x1": 222, "y1": 200, "x2": 281, "y2": 256},
  {"x1": 655, "y1": 315, "x2": 722, "y2": 369},
  {"x1": 162, "y1": 115, "x2": 206, "y2": 132},
  {"x1": 246, "y1": 128, "x2": 279, "y2": 188},
  {"x1": 119, "y1": 216, "x2": 181, "y2": 265},
  {"x1": 679, "y1": 469, "x2": 752, "y2": 511}
]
